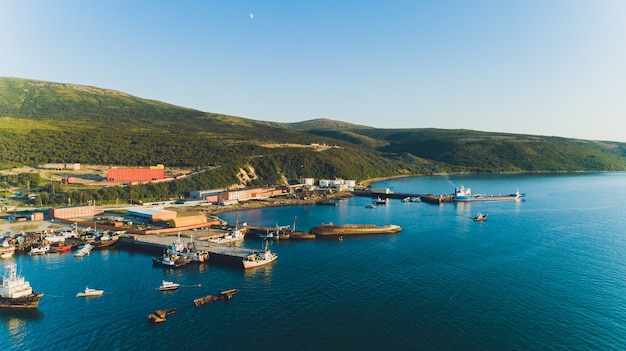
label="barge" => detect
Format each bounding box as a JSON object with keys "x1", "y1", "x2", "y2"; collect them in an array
[{"x1": 309, "y1": 223, "x2": 402, "y2": 236}]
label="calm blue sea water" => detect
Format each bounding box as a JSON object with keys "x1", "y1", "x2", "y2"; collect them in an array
[{"x1": 2, "y1": 173, "x2": 626, "y2": 351}]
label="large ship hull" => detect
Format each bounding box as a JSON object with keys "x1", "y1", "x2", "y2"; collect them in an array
[
  {"x1": 453, "y1": 194, "x2": 526, "y2": 202},
  {"x1": 0, "y1": 293, "x2": 43, "y2": 309},
  {"x1": 309, "y1": 224, "x2": 402, "y2": 236}
]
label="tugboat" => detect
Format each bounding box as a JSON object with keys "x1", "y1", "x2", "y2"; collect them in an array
[{"x1": 0, "y1": 262, "x2": 43, "y2": 309}]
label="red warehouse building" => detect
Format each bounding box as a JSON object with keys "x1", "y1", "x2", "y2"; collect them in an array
[{"x1": 107, "y1": 165, "x2": 165, "y2": 182}]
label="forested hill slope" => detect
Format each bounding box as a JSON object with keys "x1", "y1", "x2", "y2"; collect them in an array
[
  {"x1": 2, "y1": 77, "x2": 626, "y2": 178},
  {"x1": 279, "y1": 121, "x2": 626, "y2": 172}
]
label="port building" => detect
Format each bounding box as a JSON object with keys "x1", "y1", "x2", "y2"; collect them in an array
[
  {"x1": 167, "y1": 215, "x2": 207, "y2": 228},
  {"x1": 127, "y1": 208, "x2": 177, "y2": 221},
  {"x1": 49, "y1": 205, "x2": 101, "y2": 219},
  {"x1": 107, "y1": 164, "x2": 165, "y2": 182}
]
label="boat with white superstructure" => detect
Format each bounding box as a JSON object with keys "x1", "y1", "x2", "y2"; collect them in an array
[
  {"x1": 76, "y1": 287, "x2": 104, "y2": 297},
  {"x1": 28, "y1": 244, "x2": 50, "y2": 255},
  {"x1": 453, "y1": 185, "x2": 525, "y2": 202},
  {"x1": 0, "y1": 262, "x2": 43, "y2": 309},
  {"x1": 0, "y1": 240, "x2": 16, "y2": 259},
  {"x1": 74, "y1": 243, "x2": 94, "y2": 257},
  {"x1": 158, "y1": 280, "x2": 180, "y2": 291},
  {"x1": 242, "y1": 240, "x2": 278, "y2": 269},
  {"x1": 209, "y1": 228, "x2": 245, "y2": 245}
]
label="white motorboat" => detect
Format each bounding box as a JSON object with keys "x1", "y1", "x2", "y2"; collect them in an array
[
  {"x1": 0, "y1": 240, "x2": 15, "y2": 259},
  {"x1": 242, "y1": 241, "x2": 278, "y2": 269},
  {"x1": 158, "y1": 280, "x2": 180, "y2": 291},
  {"x1": 74, "y1": 243, "x2": 94, "y2": 257},
  {"x1": 28, "y1": 244, "x2": 50, "y2": 255},
  {"x1": 76, "y1": 287, "x2": 104, "y2": 297}
]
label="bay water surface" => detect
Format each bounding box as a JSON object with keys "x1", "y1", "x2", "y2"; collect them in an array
[{"x1": 2, "y1": 173, "x2": 626, "y2": 350}]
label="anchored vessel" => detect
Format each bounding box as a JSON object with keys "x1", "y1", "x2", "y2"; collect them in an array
[
  {"x1": 158, "y1": 281, "x2": 180, "y2": 291},
  {"x1": 473, "y1": 213, "x2": 488, "y2": 222},
  {"x1": 76, "y1": 287, "x2": 104, "y2": 297},
  {"x1": 309, "y1": 223, "x2": 402, "y2": 236},
  {"x1": 453, "y1": 186, "x2": 525, "y2": 202},
  {"x1": 0, "y1": 262, "x2": 43, "y2": 309}
]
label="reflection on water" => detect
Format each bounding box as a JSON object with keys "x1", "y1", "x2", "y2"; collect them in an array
[{"x1": 1, "y1": 309, "x2": 43, "y2": 348}]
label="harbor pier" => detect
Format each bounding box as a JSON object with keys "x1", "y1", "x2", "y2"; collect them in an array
[{"x1": 119, "y1": 235, "x2": 253, "y2": 266}]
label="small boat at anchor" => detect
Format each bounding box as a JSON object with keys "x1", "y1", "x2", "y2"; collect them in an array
[
  {"x1": 453, "y1": 185, "x2": 525, "y2": 202},
  {"x1": 76, "y1": 287, "x2": 104, "y2": 297},
  {"x1": 473, "y1": 213, "x2": 488, "y2": 222},
  {"x1": 158, "y1": 281, "x2": 180, "y2": 291}
]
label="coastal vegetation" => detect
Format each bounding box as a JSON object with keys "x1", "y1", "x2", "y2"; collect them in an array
[{"x1": 1, "y1": 77, "x2": 626, "y2": 206}]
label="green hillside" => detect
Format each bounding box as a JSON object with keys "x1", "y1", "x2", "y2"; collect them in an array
[
  {"x1": 2, "y1": 77, "x2": 626, "y2": 185},
  {"x1": 282, "y1": 121, "x2": 626, "y2": 173},
  {"x1": 0, "y1": 78, "x2": 414, "y2": 184}
]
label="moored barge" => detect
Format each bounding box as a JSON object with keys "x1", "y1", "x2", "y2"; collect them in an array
[{"x1": 309, "y1": 223, "x2": 402, "y2": 236}]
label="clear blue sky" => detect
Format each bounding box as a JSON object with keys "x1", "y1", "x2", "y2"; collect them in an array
[{"x1": 2, "y1": 0, "x2": 625, "y2": 142}]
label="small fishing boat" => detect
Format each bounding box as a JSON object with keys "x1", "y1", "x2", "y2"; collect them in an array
[
  {"x1": 74, "y1": 243, "x2": 94, "y2": 257},
  {"x1": 152, "y1": 252, "x2": 188, "y2": 268},
  {"x1": 158, "y1": 281, "x2": 180, "y2": 291},
  {"x1": 242, "y1": 241, "x2": 277, "y2": 269},
  {"x1": 48, "y1": 244, "x2": 72, "y2": 253},
  {"x1": 209, "y1": 228, "x2": 245, "y2": 245},
  {"x1": 373, "y1": 197, "x2": 387, "y2": 205},
  {"x1": 28, "y1": 244, "x2": 50, "y2": 256},
  {"x1": 0, "y1": 240, "x2": 15, "y2": 259},
  {"x1": 76, "y1": 287, "x2": 104, "y2": 297},
  {"x1": 473, "y1": 213, "x2": 488, "y2": 222}
]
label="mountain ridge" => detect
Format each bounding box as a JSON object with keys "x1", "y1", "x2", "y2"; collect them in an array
[{"x1": 1, "y1": 77, "x2": 625, "y2": 179}]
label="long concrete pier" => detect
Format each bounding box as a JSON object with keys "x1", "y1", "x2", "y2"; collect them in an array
[{"x1": 118, "y1": 234, "x2": 254, "y2": 266}]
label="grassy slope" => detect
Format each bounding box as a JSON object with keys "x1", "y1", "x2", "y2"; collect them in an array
[{"x1": 2, "y1": 77, "x2": 626, "y2": 178}]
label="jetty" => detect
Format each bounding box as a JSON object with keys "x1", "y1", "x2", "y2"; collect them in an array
[
  {"x1": 119, "y1": 235, "x2": 254, "y2": 266},
  {"x1": 243, "y1": 225, "x2": 314, "y2": 240},
  {"x1": 352, "y1": 189, "x2": 430, "y2": 200}
]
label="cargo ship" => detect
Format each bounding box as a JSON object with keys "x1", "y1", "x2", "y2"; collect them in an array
[
  {"x1": 452, "y1": 186, "x2": 525, "y2": 202},
  {"x1": 0, "y1": 262, "x2": 43, "y2": 309},
  {"x1": 309, "y1": 223, "x2": 402, "y2": 236}
]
